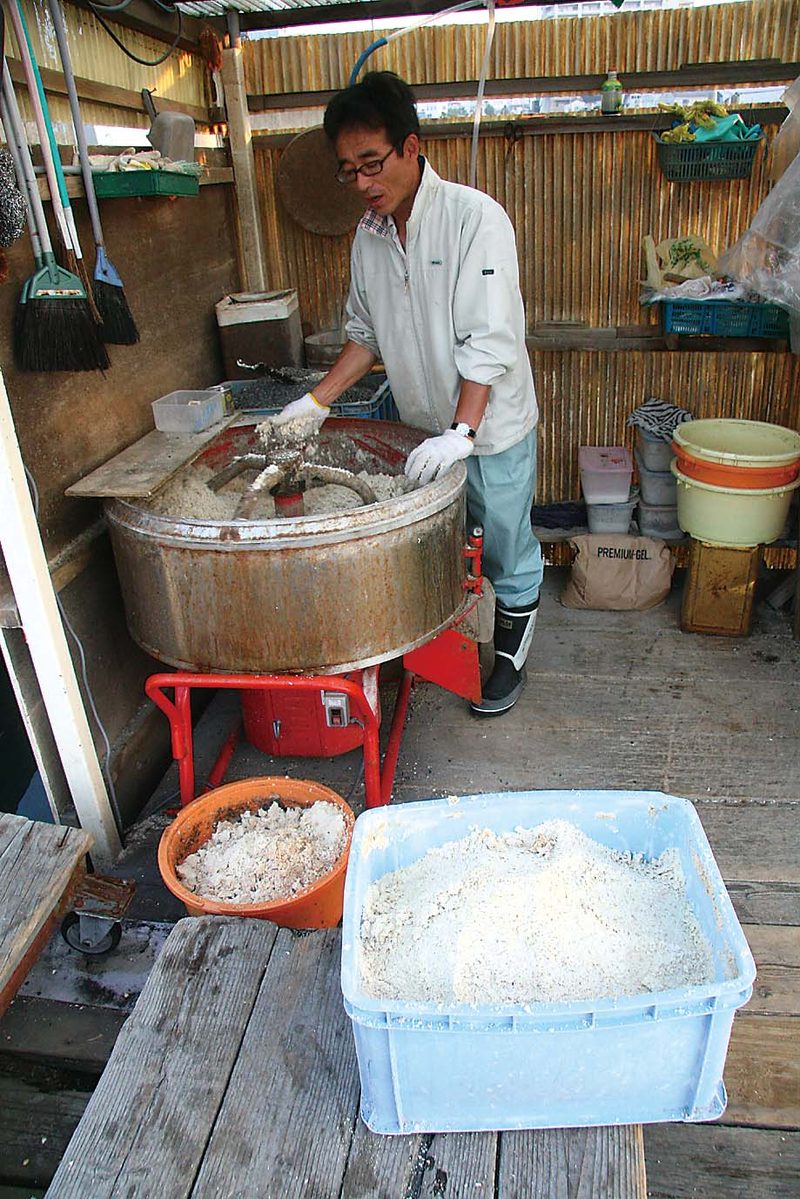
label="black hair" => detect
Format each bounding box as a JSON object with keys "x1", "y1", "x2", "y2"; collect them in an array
[{"x1": 323, "y1": 71, "x2": 420, "y2": 151}]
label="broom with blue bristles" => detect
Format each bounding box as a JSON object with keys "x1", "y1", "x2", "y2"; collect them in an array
[{"x1": 47, "y1": 0, "x2": 139, "y2": 345}]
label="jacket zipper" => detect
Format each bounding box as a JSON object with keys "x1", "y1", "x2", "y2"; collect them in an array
[{"x1": 399, "y1": 236, "x2": 438, "y2": 431}]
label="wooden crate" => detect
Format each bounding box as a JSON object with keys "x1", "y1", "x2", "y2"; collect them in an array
[{"x1": 681, "y1": 540, "x2": 763, "y2": 636}]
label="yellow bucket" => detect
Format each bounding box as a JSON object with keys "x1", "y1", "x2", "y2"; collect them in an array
[{"x1": 672, "y1": 462, "x2": 800, "y2": 548}]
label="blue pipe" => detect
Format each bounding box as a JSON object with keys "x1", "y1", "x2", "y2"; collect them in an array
[{"x1": 349, "y1": 38, "x2": 388, "y2": 85}]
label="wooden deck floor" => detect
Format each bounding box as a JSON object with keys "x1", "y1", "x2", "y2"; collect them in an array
[{"x1": 1, "y1": 566, "x2": 798, "y2": 1196}]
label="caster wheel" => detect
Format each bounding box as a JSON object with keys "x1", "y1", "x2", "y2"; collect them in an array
[{"x1": 61, "y1": 912, "x2": 122, "y2": 956}]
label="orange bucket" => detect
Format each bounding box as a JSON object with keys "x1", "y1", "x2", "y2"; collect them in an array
[
  {"x1": 671, "y1": 443, "x2": 800, "y2": 490},
  {"x1": 157, "y1": 776, "x2": 355, "y2": 929}
]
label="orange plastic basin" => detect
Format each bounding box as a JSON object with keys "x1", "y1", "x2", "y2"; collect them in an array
[
  {"x1": 671, "y1": 444, "x2": 800, "y2": 490},
  {"x1": 157, "y1": 776, "x2": 355, "y2": 928}
]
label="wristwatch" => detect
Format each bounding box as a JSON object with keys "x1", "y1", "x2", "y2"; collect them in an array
[{"x1": 451, "y1": 421, "x2": 477, "y2": 440}]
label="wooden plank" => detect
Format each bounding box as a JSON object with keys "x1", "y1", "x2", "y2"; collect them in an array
[
  {"x1": 249, "y1": 69, "x2": 799, "y2": 106},
  {"x1": 724, "y1": 1014, "x2": 800, "y2": 1128},
  {"x1": 645, "y1": 1125, "x2": 800, "y2": 1199},
  {"x1": 36, "y1": 167, "x2": 234, "y2": 202},
  {"x1": 190, "y1": 927, "x2": 360, "y2": 1199},
  {"x1": 65, "y1": 417, "x2": 236, "y2": 499},
  {"x1": 0, "y1": 816, "x2": 92, "y2": 1017},
  {"x1": 221, "y1": 46, "x2": 267, "y2": 293},
  {"x1": 342, "y1": 1126, "x2": 497, "y2": 1199},
  {"x1": 5, "y1": 58, "x2": 210, "y2": 122},
  {"x1": 741, "y1": 926, "x2": 799, "y2": 1017},
  {"x1": 0, "y1": 996, "x2": 126, "y2": 1075},
  {"x1": 692, "y1": 803, "x2": 800, "y2": 884},
  {"x1": 45, "y1": 917, "x2": 278, "y2": 1199},
  {"x1": 497, "y1": 1126, "x2": 647, "y2": 1198},
  {"x1": 0, "y1": 1074, "x2": 91, "y2": 1190},
  {"x1": 729, "y1": 881, "x2": 800, "y2": 927}
]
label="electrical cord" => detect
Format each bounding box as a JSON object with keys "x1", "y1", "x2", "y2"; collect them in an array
[
  {"x1": 24, "y1": 465, "x2": 124, "y2": 834},
  {"x1": 88, "y1": 0, "x2": 183, "y2": 67}
]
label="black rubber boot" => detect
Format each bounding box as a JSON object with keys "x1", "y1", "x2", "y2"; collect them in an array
[{"x1": 470, "y1": 598, "x2": 539, "y2": 717}]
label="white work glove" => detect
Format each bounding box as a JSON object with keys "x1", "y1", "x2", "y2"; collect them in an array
[
  {"x1": 404, "y1": 428, "x2": 475, "y2": 485},
  {"x1": 271, "y1": 391, "x2": 329, "y2": 431}
]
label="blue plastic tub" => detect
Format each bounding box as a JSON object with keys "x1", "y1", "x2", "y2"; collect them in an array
[{"x1": 341, "y1": 790, "x2": 755, "y2": 1134}]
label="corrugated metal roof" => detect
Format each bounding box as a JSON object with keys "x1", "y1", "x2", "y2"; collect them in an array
[{"x1": 177, "y1": 0, "x2": 367, "y2": 16}]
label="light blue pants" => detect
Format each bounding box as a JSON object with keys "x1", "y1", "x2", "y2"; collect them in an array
[{"x1": 465, "y1": 429, "x2": 543, "y2": 608}]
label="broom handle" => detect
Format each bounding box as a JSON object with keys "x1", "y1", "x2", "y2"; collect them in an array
[
  {"x1": 0, "y1": 59, "x2": 51, "y2": 258},
  {"x1": 9, "y1": 0, "x2": 84, "y2": 261},
  {"x1": 46, "y1": 0, "x2": 105, "y2": 250},
  {"x1": 5, "y1": 0, "x2": 71, "y2": 251}
]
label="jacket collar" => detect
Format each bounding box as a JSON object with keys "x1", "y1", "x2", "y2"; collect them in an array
[{"x1": 357, "y1": 157, "x2": 439, "y2": 240}]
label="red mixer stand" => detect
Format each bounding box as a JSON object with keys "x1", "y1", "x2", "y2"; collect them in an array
[{"x1": 145, "y1": 532, "x2": 484, "y2": 810}]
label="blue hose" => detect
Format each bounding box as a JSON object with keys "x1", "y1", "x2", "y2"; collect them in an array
[{"x1": 349, "y1": 39, "x2": 388, "y2": 85}]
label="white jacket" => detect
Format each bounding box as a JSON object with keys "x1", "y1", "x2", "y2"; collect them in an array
[{"x1": 345, "y1": 160, "x2": 538, "y2": 456}]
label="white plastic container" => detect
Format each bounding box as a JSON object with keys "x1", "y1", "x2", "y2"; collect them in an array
[
  {"x1": 579, "y1": 446, "x2": 633, "y2": 503},
  {"x1": 635, "y1": 448, "x2": 678, "y2": 505},
  {"x1": 672, "y1": 462, "x2": 800, "y2": 547},
  {"x1": 586, "y1": 490, "x2": 638, "y2": 534},
  {"x1": 341, "y1": 791, "x2": 755, "y2": 1134},
  {"x1": 636, "y1": 428, "x2": 674, "y2": 473},
  {"x1": 151, "y1": 389, "x2": 225, "y2": 433},
  {"x1": 637, "y1": 499, "x2": 683, "y2": 541}
]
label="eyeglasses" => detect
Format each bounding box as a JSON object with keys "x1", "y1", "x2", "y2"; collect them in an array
[{"x1": 335, "y1": 147, "x2": 397, "y2": 186}]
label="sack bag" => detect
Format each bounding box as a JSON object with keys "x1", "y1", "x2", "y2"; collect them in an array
[{"x1": 561, "y1": 534, "x2": 674, "y2": 611}]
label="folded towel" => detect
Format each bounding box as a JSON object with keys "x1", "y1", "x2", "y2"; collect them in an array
[{"x1": 627, "y1": 398, "x2": 693, "y2": 441}]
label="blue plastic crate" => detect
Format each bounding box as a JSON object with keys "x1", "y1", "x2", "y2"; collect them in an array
[
  {"x1": 661, "y1": 300, "x2": 790, "y2": 339},
  {"x1": 341, "y1": 791, "x2": 755, "y2": 1134},
  {"x1": 222, "y1": 377, "x2": 399, "y2": 421}
]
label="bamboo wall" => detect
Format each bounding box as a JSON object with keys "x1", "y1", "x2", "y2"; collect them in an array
[
  {"x1": 249, "y1": 1, "x2": 799, "y2": 503},
  {"x1": 245, "y1": 0, "x2": 800, "y2": 94},
  {"x1": 4, "y1": 0, "x2": 208, "y2": 139}
]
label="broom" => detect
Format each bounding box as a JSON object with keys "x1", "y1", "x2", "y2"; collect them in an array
[
  {"x1": 9, "y1": 1, "x2": 95, "y2": 293},
  {"x1": 1, "y1": 47, "x2": 107, "y2": 368},
  {"x1": 47, "y1": 0, "x2": 139, "y2": 344}
]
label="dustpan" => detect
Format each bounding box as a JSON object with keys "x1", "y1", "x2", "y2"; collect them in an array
[{"x1": 141, "y1": 89, "x2": 195, "y2": 162}]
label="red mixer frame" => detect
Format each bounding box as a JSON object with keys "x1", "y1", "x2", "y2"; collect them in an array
[{"x1": 146, "y1": 530, "x2": 484, "y2": 810}]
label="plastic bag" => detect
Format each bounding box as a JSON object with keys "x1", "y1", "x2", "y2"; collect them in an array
[
  {"x1": 770, "y1": 75, "x2": 800, "y2": 183},
  {"x1": 718, "y1": 150, "x2": 800, "y2": 316}
]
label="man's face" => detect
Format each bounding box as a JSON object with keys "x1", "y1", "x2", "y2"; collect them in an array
[{"x1": 334, "y1": 125, "x2": 421, "y2": 220}]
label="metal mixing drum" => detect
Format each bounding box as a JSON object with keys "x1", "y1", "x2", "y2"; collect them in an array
[{"x1": 106, "y1": 419, "x2": 470, "y2": 674}]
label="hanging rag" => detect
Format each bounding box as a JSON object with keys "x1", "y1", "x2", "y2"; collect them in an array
[
  {"x1": 627, "y1": 397, "x2": 694, "y2": 442},
  {"x1": 0, "y1": 146, "x2": 27, "y2": 246},
  {"x1": 693, "y1": 114, "x2": 762, "y2": 144}
]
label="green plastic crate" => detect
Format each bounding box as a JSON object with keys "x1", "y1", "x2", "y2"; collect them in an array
[
  {"x1": 92, "y1": 170, "x2": 200, "y2": 198},
  {"x1": 653, "y1": 134, "x2": 762, "y2": 182}
]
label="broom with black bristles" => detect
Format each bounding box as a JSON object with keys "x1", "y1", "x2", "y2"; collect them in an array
[
  {"x1": 47, "y1": 0, "x2": 139, "y2": 345},
  {"x1": 2, "y1": 8, "x2": 107, "y2": 371}
]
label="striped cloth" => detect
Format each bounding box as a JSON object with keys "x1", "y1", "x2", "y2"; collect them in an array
[{"x1": 627, "y1": 397, "x2": 694, "y2": 441}]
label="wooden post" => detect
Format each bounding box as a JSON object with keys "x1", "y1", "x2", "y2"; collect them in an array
[
  {"x1": 0, "y1": 370, "x2": 122, "y2": 866},
  {"x1": 221, "y1": 45, "x2": 268, "y2": 293}
]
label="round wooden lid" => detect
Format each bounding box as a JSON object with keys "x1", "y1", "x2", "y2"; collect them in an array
[{"x1": 276, "y1": 127, "x2": 366, "y2": 236}]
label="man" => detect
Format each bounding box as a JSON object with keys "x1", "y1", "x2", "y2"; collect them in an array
[{"x1": 273, "y1": 72, "x2": 542, "y2": 716}]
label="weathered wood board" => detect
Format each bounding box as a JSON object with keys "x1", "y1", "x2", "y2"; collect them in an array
[
  {"x1": 0, "y1": 815, "x2": 92, "y2": 1018},
  {"x1": 45, "y1": 918, "x2": 647, "y2": 1199},
  {"x1": 65, "y1": 417, "x2": 237, "y2": 499}
]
